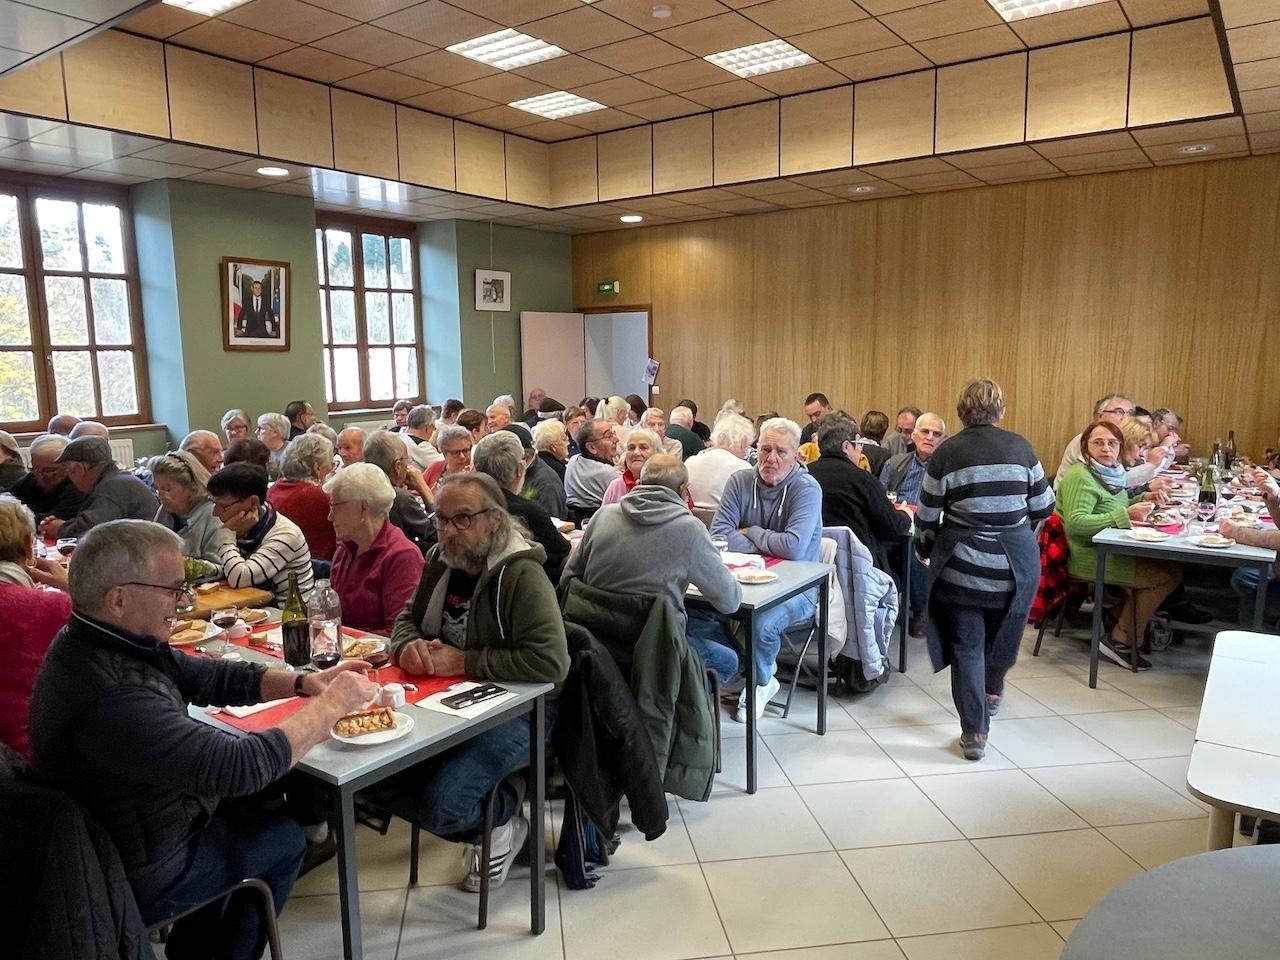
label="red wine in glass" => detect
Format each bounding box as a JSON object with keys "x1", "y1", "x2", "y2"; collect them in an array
[
  {"x1": 212, "y1": 614, "x2": 237, "y2": 631},
  {"x1": 311, "y1": 651, "x2": 340, "y2": 670},
  {"x1": 365, "y1": 651, "x2": 390, "y2": 670}
]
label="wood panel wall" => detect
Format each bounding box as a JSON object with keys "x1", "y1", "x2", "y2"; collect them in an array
[{"x1": 572, "y1": 155, "x2": 1280, "y2": 468}]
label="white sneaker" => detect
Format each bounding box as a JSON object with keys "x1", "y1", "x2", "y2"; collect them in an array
[
  {"x1": 460, "y1": 814, "x2": 528, "y2": 893},
  {"x1": 734, "y1": 675, "x2": 781, "y2": 723}
]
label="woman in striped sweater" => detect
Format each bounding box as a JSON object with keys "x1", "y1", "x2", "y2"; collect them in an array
[
  {"x1": 916, "y1": 379, "x2": 1055, "y2": 760},
  {"x1": 207, "y1": 463, "x2": 314, "y2": 604}
]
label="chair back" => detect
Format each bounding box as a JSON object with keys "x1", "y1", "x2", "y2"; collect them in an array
[{"x1": 692, "y1": 506, "x2": 715, "y2": 530}]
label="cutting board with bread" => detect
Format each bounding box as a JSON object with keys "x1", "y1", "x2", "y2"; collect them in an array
[{"x1": 177, "y1": 582, "x2": 274, "y2": 620}]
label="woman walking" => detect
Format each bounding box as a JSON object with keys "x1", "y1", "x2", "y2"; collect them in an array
[{"x1": 915, "y1": 379, "x2": 1055, "y2": 760}]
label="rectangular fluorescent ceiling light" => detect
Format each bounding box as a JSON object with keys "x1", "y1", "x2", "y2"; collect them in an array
[
  {"x1": 986, "y1": 0, "x2": 1109, "y2": 21},
  {"x1": 162, "y1": 0, "x2": 253, "y2": 14},
  {"x1": 509, "y1": 91, "x2": 605, "y2": 119},
  {"x1": 705, "y1": 39, "x2": 814, "y2": 78},
  {"x1": 447, "y1": 29, "x2": 567, "y2": 70}
]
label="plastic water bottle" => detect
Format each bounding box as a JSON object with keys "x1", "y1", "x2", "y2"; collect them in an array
[{"x1": 306, "y1": 579, "x2": 343, "y2": 667}]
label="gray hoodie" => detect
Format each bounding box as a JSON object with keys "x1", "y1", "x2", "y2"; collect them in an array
[{"x1": 561, "y1": 484, "x2": 741, "y2": 620}]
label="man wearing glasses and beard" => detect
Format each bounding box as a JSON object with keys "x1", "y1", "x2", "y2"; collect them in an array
[{"x1": 370, "y1": 473, "x2": 568, "y2": 895}]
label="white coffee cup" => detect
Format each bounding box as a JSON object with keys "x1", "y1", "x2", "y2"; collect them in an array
[
  {"x1": 381, "y1": 683, "x2": 406, "y2": 709},
  {"x1": 227, "y1": 622, "x2": 250, "y2": 641}
]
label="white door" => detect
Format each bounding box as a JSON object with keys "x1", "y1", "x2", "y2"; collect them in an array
[
  {"x1": 520, "y1": 311, "x2": 585, "y2": 405},
  {"x1": 584, "y1": 311, "x2": 650, "y2": 400}
]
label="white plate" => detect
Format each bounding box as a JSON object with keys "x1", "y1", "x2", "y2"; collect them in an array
[
  {"x1": 1188, "y1": 535, "x2": 1235, "y2": 549},
  {"x1": 1125, "y1": 528, "x2": 1170, "y2": 542},
  {"x1": 331, "y1": 711, "x2": 414, "y2": 746},
  {"x1": 735, "y1": 569, "x2": 778, "y2": 584}
]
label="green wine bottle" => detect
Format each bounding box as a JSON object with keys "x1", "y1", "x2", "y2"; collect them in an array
[{"x1": 281, "y1": 572, "x2": 309, "y2": 668}]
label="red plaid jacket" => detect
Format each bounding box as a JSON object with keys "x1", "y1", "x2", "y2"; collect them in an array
[{"x1": 1028, "y1": 512, "x2": 1072, "y2": 627}]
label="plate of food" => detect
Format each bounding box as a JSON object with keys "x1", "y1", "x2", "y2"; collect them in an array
[
  {"x1": 331, "y1": 708, "x2": 414, "y2": 745},
  {"x1": 341, "y1": 638, "x2": 383, "y2": 660},
  {"x1": 238, "y1": 607, "x2": 270, "y2": 625},
  {"x1": 1188, "y1": 534, "x2": 1235, "y2": 549},
  {"x1": 1125, "y1": 528, "x2": 1171, "y2": 542},
  {"x1": 734, "y1": 569, "x2": 778, "y2": 584},
  {"x1": 1231, "y1": 515, "x2": 1262, "y2": 528},
  {"x1": 168, "y1": 622, "x2": 207, "y2": 646},
  {"x1": 1147, "y1": 512, "x2": 1181, "y2": 526}
]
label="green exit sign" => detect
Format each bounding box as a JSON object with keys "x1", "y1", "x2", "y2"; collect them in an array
[{"x1": 597, "y1": 280, "x2": 619, "y2": 295}]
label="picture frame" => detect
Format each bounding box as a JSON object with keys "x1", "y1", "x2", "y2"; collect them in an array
[
  {"x1": 222, "y1": 257, "x2": 291, "y2": 352},
  {"x1": 475, "y1": 269, "x2": 511, "y2": 312}
]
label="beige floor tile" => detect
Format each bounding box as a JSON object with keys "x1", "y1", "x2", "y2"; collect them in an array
[
  {"x1": 799, "y1": 778, "x2": 963, "y2": 849},
  {"x1": 710, "y1": 735, "x2": 791, "y2": 795},
  {"x1": 866, "y1": 724, "x2": 1015, "y2": 777},
  {"x1": 921, "y1": 681, "x2": 1055, "y2": 720},
  {"x1": 841, "y1": 683, "x2": 959, "y2": 728},
  {"x1": 974, "y1": 829, "x2": 1143, "y2": 921},
  {"x1": 1159, "y1": 705, "x2": 1203, "y2": 730},
  {"x1": 1004, "y1": 651, "x2": 1084, "y2": 680},
  {"x1": 1006, "y1": 676, "x2": 1146, "y2": 715},
  {"x1": 1051, "y1": 919, "x2": 1077, "y2": 939},
  {"x1": 606, "y1": 798, "x2": 699, "y2": 870},
  {"x1": 765, "y1": 729, "x2": 905, "y2": 784},
  {"x1": 560, "y1": 863, "x2": 729, "y2": 960},
  {"x1": 399, "y1": 875, "x2": 563, "y2": 960},
  {"x1": 1099, "y1": 818, "x2": 1208, "y2": 869},
  {"x1": 1133, "y1": 755, "x2": 1211, "y2": 810},
  {"x1": 679, "y1": 786, "x2": 831, "y2": 861},
  {"x1": 278, "y1": 889, "x2": 406, "y2": 960},
  {"x1": 704, "y1": 851, "x2": 889, "y2": 952},
  {"x1": 291, "y1": 817, "x2": 456, "y2": 896},
  {"x1": 986, "y1": 716, "x2": 1121, "y2": 768},
  {"x1": 914, "y1": 769, "x2": 1088, "y2": 838},
  {"x1": 718, "y1": 687, "x2": 863, "y2": 738},
  {"x1": 1101, "y1": 669, "x2": 1207, "y2": 709},
  {"x1": 896, "y1": 922, "x2": 1066, "y2": 960},
  {"x1": 841, "y1": 840, "x2": 1038, "y2": 937},
  {"x1": 1066, "y1": 709, "x2": 1196, "y2": 759},
  {"x1": 1027, "y1": 761, "x2": 1206, "y2": 826},
  {"x1": 742, "y1": 943, "x2": 907, "y2": 960}
]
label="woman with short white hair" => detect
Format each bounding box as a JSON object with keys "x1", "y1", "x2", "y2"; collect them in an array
[
  {"x1": 329, "y1": 464, "x2": 425, "y2": 635},
  {"x1": 221, "y1": 408, "x2": 251, "y2": 445},
  {"x1": 149, "y1": 450, "x2": 220, "y2": 561},
  {"x1": 686, "y1": 414, "x2": 755, "y2": 510},
  {"x1": 267, "y1": 433, "x2": 336, "y2": 560},
  {"x1": 255, "y1": 412, "x2": 290, "y2": 476},
  {"x1": 532, "y1": 419, "x2": 569, "y2": 481},
  {"x1": 600, "y1": 427, "x2": 694, "y2": 507},
  {"x1": 472, "y1": 431, "x2": 569, "y2": 576}
]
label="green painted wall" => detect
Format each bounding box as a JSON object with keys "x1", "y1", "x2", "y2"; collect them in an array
[{"x1": 130, "y1": 180, "x2": 326, "y2": 444}]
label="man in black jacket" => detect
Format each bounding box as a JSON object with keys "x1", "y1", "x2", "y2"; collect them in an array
[
  {"x1": 807, "y1": 414, "x2": 911, "y2": 573},
  {"x1": 8, "y1": 433, "x2": 84, "y2": 523},
  {"x1": 28, "y1": 520, "x2": 377, "y2": 960}
]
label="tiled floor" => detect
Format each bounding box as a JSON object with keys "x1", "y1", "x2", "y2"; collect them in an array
[{"x1": 269, "y1": 623, "x2": 1224, "y2": 960}]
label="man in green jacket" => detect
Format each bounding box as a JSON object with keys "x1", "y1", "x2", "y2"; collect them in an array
[{"x1": 375, "y1": 472, "x2": 569, "y2": 894}]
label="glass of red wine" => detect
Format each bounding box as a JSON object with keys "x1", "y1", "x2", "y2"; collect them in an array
[
  {"x1": 363, "y1": 637, "x2": 391, "y2": 685},
  {"x1": 310, "y1": 623, "x2": 340, "y2": 672},
  {"x1": 56, "y1": 538, "x2": 76, "y2": 557},
  {"x1": 210, "y1": 606, "x2": 237, "y2": 655}
]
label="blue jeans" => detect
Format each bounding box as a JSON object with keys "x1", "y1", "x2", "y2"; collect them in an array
[
  {"x1": 362, "y1": 714, "x2": 550, "y2": 842},
  {"x1": 1231, "y1": 566, "x2": 1280, "y2": 625},
  {"x1": 887, "y1": 541, "x2": 928, "y2": 614},
  {"x1": 138, "y1": 802, "x2": 305, "y2": 960},
  {"x1": 684, "y1": 612, "x2": 742, "y2": 681},
  {"x1": 687, "y1": 590, "x2": 816, "y2": 683}
]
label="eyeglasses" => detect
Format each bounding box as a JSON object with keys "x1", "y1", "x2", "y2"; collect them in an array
[
  {"x1": 211, "y1": 496, "x2": 246, "y2": 511},
  {"x1": 434, "y1": 508, "x2": 490, "y2": 531},
  {"x1": 916, "y1": 429, "x2": 944, "y2": 438},
  {"x1": 443, "y1": 447, "x2": 471, "y2": 458},
  {"x1": 121, "y1": 581, "x2": 195, "y2": 605},
  {"x1": 1100, "y1": 407, "x2": 1135, "y2": 417}
]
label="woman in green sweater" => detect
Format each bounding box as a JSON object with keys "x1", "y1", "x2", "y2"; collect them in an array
[{"x1": 1056, "y1": 419, "x2": 1181, "y2": 669}]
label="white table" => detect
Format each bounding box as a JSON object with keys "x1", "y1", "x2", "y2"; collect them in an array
[
  {"x1": 1088, "y1": 527, "x2": 1276, "y2": 687},
  {"x1": 193, "y1": 644, "x2": 552, "y2": 960},
  {"x1": 1186, "y1": 629, "x2": 1280, "y2": 850},
  {"x1": 686, "y1": 559, "x2": 832, "y2": 794}
]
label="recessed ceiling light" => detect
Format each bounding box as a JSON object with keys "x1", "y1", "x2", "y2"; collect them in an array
[
  {"x1": 705, "y1": 39, "x2": 815, "y2": 78},
  {"x1": 852, "y1": 185, "x2": 877, "y2": 194},
  {"x1": 620, "y1": 215, "x2": 644, "y2": 223},
  {"x1": 162, "y1": 0, "x2": 253, "y2": 14},
  {"x1": 447, "y1": 29, "x2": 567, "y2": 71},
  {"x1": 652, "y1": 4, "x2": 672, "y2": 17},
  {"x1": 509, "y1": 91, "x2": 606, "y2": 119},
  {"x1": 985, "y1": 0, "x2": 1109, "y2": 22},
  {"x1": 1176, "y1": 143, "x2": 1213, "y2": 154},
  {"x1": 256, "y1": 166, "x2": 290, "y2": 177}
]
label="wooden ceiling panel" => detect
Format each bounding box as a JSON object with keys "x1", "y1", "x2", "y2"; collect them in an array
[
  {"x1": 937, "y1": 53, "x2": 1027, "y2": 153},
  {"x1": 571, "y1": 75, "x2": 670, "y2": 107},
  {"x1": 579, "y1": 35, "x2": 693, "y2": 73},
  {"x1": 402, "y1": 87, "x2": 497, "y2": 116},
  {"x1": 257, "y1": 46, "x2": 369, "y2": 84},
  {"x1": 1242, "y1": 86, "x2": 1280, "y2": 113},
  {"x1": 913, "y1": 24, "x2": 1024, "y2": 65},
  {"x1": 879, "y1": 0, "x2": 1003, "y2": 43},
  {"x1": 744, "y1": 0, "x2": 870, "y2": 35},
  {"x1": 1009, "y1": 2, "x2": 1129, "y2": 47},
  {"x1": 392, "y1": 50, "x2": 499, "y2": 86},
  {"x1": 749, "y1": 62, "x2": 847, "y2": 95},
  {"x1": 1234, "y1": 57, "x2": 1280, "y2": 91},
  {"x1": 945, "y1": 144, "x2": 1040, "y2": 169},
  {"x1": 634, "y1": 57, "x2": 734, "y2": 92},
  {"x1": 1218, "y1": 0, "x2": 1280, "y2": 30},
  {"x1": 523, "y1": 6, "x2": 643, "y2": 52},
  {"x1": 1026, "y1": 33, "x2": 1129, "y2": 142},
  {"x1": 118, "y1": 4, "x2": 202, "y2": 39},
  {"x1": 563, "y1": 108, "x2": 645, "y2": 133},
  {"x1": 223, "y1": 0, "x2": 358, "y2": 45},
  {"x1": 1228, "y1": 22, "x2": 1280, "y2": 64},
  {"x1": 682, "y1": 79, "x2": 774, "y2": 108},
  {"x1": 369, "y1": 1, "x2": 501, "y2": 47},
  {"x1": 1032, "y1": 131, "x2": 1138, "y2": 157},
  {"x1": 514, "y1": 55, "x2": 622, "y2": 89},
  {"x1": 454, "y1": 72, "x2": 554, "y2": 104},
  {"x1": 1119, "y1": 0, "x2": 1208, "y2": 28},
  {"x1": 337, "y1": 69, "x2": 438, "y2": 102},
  {"x1": 1130, "y1": 18, "x2": 1233, "y2": 127},
  {"x1": 595, "y1": 0, "x2": 733, "y2": 29},
  {"x1": 656, "y1": 13, "x2": 775, "y2": 56},
  {"x1": 829, "y1": 44, "x2": 932, "y2": 81},
  {"x1": 854, "y1": 69, "x2": 935, "y2": 165},
  {"x1": 166, "y1": 20, "x2": 296, "y2": 63},
  {"x1": 624, "y1": 94, "x2": 704, "y2": 120},
  {"x1": 446, "y1": 0, "x2": 581, "y2": 26},
  {"x1": 1050, "y1": 146, "x2": 1150, "y2": 171},
  {"x1": 310, "y1": 25, "x2": 434, "y2": 67},
  {"x1": 1143, "y1": 136, "x2": 1250, "y2": 163},
  {"x1": 788, "y1": 18, "x2": 901, "y2": 60}
]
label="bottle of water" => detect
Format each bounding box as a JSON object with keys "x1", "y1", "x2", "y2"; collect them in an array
[{"x1": 306, "y1": 579, "x2": 343, "y2": 668}]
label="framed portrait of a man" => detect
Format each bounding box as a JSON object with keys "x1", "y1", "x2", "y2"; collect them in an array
[{"x1": 222, "y1": 257, "x2": 290, "y2": 352}]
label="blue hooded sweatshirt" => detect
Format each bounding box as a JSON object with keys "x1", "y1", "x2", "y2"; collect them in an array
[{"x1": 710, "y1": 463, "x2": 822, "y2": 561}]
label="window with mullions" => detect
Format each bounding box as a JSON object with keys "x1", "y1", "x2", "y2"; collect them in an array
[
  {"x1": 0, "y1": 183, "x2": 148, "y2": 431},
  {"x1": 315, "y1": 220, "x2": 423, "y2": 410}
]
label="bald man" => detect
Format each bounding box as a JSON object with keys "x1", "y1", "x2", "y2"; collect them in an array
[
  {"x1": 180, "y1": 430, "x2": 224, "y2": 473},
  {"x1": 68, "y1": 421, "x2": 110, "y2": 440},
  {"x1": 48, "y1": 414, "x2": 80, "y2": 436}
]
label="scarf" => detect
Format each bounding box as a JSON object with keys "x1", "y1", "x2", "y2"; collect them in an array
[
  {"x1": 1087, "y1": 457, "x2": 1127, "y2": 494},
  {"x1": 0, "y1": 560, "x2": 34, "y2": 587}
]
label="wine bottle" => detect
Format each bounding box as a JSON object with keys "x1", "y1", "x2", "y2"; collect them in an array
[
  {"x1": 281, "y1": 572, "x2": 309, "y2": 668},
  {"x1": 1225, "y1": 430, "x2": 1237, "y2": 469}
]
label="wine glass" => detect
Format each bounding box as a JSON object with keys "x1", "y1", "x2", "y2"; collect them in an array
[
  {"x1": 209, "y1": 606, "x2": 238, "y2": 655},
  {"x1": 56, "y1": 537, "x2": 76, "y2": 557},
  {"x1": 310, "y1": 623, "x2": 340, "y2": 672},
  {"x1": 362, "y1": 636, "x2": 391, "y2": 685}
]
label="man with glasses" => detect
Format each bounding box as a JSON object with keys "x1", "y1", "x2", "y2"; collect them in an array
[
  {"x1": 10, "y1": 433, "x2": 84, "y2": 524},
  {"x1": 564, "y1": 420, "x2": 620, "y2": 516},
  {"x1": 373, "y1": 473, "x2": 568, "y2": 895},
  {"x1": 364, "y1": 430, "x2": 434, "y2": 554},
  {"x1": 28, "y1": 519, "x2": 377, "y2": 960},
  {"x1": 207, "y1": 463, "x2": 314, "y2": 603},
  {"x1": 885, "y1": 406, "x2": 923, "y2": 458},
  {"x1": 882, "y1": 413, "x2": 947, "y2": 638},
  {"x1": 1055, "y1": 394, "x2": 1165, "y2": 490},
  {"x1": 37, "y1": 436, "x2": 157, "y2": 539}
]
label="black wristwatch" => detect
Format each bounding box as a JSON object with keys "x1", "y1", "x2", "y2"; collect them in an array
[{"x1": 294, "y1": 672, "x2": 311, "y2": 697}]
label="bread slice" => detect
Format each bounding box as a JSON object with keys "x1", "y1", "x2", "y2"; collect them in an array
[{"x1": 334, "y1": 707, "x2": 396, "y2": 738}]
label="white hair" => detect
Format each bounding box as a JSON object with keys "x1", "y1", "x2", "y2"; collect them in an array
[
  {"x1": 221, "y1": 408, "x2": 250, "y2": 431},
  {"x1": 711, "y1": 413, "x2": 755, "y2": 453},
  {"x1": 328, "y1": 462, "x2": 395, "y2": 517},
  {"x1": 281, "y1": 433, "x2": 333, "y2": 480},
  {"x1": 597, "y1": 396, "x2": 627, "y2": 423},
  {"x1": 758, "y1": 417, "x2": 802, "y2": 448},
  {"x1": 257, "y1": 412, "x2": 289, "y2": 437},
  {"x1": 28, "y1": 433, "x2": 68, "y2": 460},
  {"x1": 669, "y1": 406, "x2": 694, "y2": 428},
  {"x1": 917, "y1": 412, "x2": 947, "y2": 435},
  {"x1": 640, "y1": 407, "x2": 665, "y2": 427},
  {"x1": 623, "y1": 427, "x2": 660, "y2": 452},
  {"x1": 406, "y1": 404, "x2": 434, "y2": 429},
  {"x1": 532, "y1": 418, "x2": 566, "y2": 452},
  {"x1": 472, "y1": 431, "x2": 526, "y2": 488},
  {"x1": 307, "y1": 422, "x2": 338, "y2": 445},
  {"x1": 492, "y1": 394, "x2": 517, "y2": 415},
  {"x1": 715, "y1": 399, "x2": 745, "y2": 423}
]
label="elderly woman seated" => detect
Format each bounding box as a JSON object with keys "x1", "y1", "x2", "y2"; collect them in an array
[
  {"x1": 533, "y1": 419, "x2": 570, "y2": 481},
  {"x1": 599, "y1": 428, "x2": 692, "y2": 508},
  {"x1": 472, "y1": 432, "x2": 568, "y2": 577},
  {"x1": 149, "y1": 450, "x2": 220, "y2": 561},
  {"x1": 423, "y1": 424, "x2": 473, "y2": 490},
  {"x1": 0, "y1": 496, "x2": 71, "y2": 758},
  {"x1": 1056, "y1": 419, "x2": 1180, "y2": 669},
  {"x1": 267, "y1": 433, "x2": 336, "y2": 561},
  {"x1": 255, "y1": 412, "x2": 290, "y2": 477},
  {"x1": 221, "y1": 408, "x2": 251, "y2": 445},
  {"x1": 329, "y1": 464, "x2": 425, "y2": 635}
]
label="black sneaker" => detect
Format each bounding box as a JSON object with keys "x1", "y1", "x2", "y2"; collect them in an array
[
  {"x1": 986, "y1": 694, "x2": 1003, "y2": 717},
  {"x1": 959, "y1": 732, "x2": 986, "y2": 761},
  {"x1": 299, "y1": 833, "x2": 337, "y2": 876},
  {"x1": 1162, "y1": 601, "x2": 1213, "y2": 625},
  {"x1": 1100, "y1": 637, "x2": 1151, "y2": 669}
]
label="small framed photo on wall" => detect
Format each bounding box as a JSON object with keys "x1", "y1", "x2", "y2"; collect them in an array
[
  {"x1": 475, "y1": 269, "x2": 511, "y2": 312},
  {"x1": 223, "y1": 257, "x2": 290, "y2": 351}
]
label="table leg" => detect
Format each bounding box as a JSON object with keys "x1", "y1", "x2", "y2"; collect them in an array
[
  {"x1": 528, "y1": 696, "x2": 546, "y2": 935},
  {"x1": 899, "y1": 536, "x2": 910, "y2": 673},
  {"x1": 334, "y1": 787, "x2": 362, "y2": 960},
  {"x1": 817, "y1": 578, "x2": 829, "y2": 736},
  {"x1": 1252, "y1": 562, "x2": 1268, "y2": 629},
  {"x1": 744, "y1": 611, "x2": 757, "y2": 795},
  {"x1": 1206, "y1": 805, "x2": 1236, "y2": 851},
  {"x1": 1090, "y1": 546, "x2": 1106, "y2": 689}
]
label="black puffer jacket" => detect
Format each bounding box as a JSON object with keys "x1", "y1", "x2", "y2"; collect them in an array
[{"x1": 555, "y1": 623, "x2": 668, "y2": 841}]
